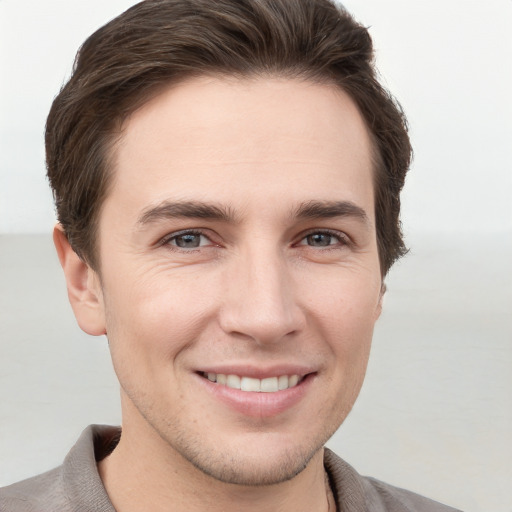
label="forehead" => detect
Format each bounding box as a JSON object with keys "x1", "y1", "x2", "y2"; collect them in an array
[{"x1": 105, "y1": 76, "x2": 375, "y2": 223}]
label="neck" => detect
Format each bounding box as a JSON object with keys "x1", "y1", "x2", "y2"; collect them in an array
[{"x1": 98, "y1": 419, "x2": 330, "y2": 512}]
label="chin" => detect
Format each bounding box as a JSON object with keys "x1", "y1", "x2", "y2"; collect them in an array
[
  {"x1": 163, "y1": 424, "x2": 336, "y2": 487},
  {"x1": 183, "y1": 443, "x2": 319, "y2": 486}
]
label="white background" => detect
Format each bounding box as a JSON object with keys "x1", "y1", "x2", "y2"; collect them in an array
[{"x1": 1, "y1": 1, "x2": 511, "y2": 511}]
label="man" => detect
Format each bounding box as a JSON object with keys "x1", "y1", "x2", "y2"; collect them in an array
[{"x1": 0, "y1": 0, "x2": 462, "y2": 510}]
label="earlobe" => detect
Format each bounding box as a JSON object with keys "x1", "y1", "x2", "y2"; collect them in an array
[{"x1": 53, "y1": 224, "x2": 106, "y2": 336}]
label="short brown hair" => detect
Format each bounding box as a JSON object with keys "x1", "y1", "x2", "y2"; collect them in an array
[{"x1": 46, "y1": 0, "x2": 412, "y2": 275}]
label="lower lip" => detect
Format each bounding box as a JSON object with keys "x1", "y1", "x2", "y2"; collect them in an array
[{"x1": 195, "y1": 373, "x2": 315, "y2": 418}]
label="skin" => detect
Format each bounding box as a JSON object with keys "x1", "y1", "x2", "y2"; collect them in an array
[{"x1": 55, "y1": 76, "x2": 383, "y2": 512}]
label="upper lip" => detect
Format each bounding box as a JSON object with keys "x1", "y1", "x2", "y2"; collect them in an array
[{"x1": 195, "y1": 364, "x2": 317, "y2": 379}]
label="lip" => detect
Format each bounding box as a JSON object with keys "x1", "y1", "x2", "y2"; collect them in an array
[{"x1": 194, "y1": 367, "x2": 316, "y2": 418}]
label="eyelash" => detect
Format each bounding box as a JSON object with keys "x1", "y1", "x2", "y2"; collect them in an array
[{"x1": 159, "y1": 228, "x2": 351, "y2": 252}]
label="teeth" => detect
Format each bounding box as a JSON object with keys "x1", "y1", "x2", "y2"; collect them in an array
[
  {"x1": 260, "y1": 377, "x2": 278, "y2": 393},
  {"x1": 203, "y1": 373, "x2": 303, "y2": 392},
  {"x1": 241, "y1": 377, "x2": 260, "y2": 392},
  {"x1": 226, "y1": 374, "x2": 241, "y2": 389}
]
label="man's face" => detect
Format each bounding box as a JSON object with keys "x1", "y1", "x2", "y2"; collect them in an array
[{"x1": 93, "y1": 77, "x2": 382, "y2": 484}]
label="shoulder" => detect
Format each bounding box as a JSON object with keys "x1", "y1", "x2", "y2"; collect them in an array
[
  {"x1": 361, "y1": 477, "x2": 463, "y2": 512},
  {"x1": 0, "y1": 425, "x2": 119, "y2": 512},
  {"x1": 324, "y1": 448, "x2": 463, "y2": 512},
  {"x1": 0, "y1": 467, "x2": 71, "y2": 512}
]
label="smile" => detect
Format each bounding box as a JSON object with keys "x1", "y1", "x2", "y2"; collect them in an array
[{"x1": 201, "y1": 372, "x2": 303, "y2": 393}]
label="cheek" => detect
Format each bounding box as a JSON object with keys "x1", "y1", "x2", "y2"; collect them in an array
[
  {"x1": 301, "y1": 269, "x2": 380, "y2": 379},
  {"x1": 303, "y1": 268, "x2": 381, "y2": 331},
  {"x1": 102, "y1": 269, "x2": 219, "y2": 364}
]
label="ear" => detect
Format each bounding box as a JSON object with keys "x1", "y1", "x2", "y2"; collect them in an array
[
  {"x1": 374, "y1": 282, "x2": 386, "y2": 321},
  {"x1": 53, "y1": 224, "x2": 106, "y2": 336}
]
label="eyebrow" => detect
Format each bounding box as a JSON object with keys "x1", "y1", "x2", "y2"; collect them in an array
[
  {"x1": 137, "y1": 199, "x2": 370, "y2": 228},
  {"x1": 293, "y1": 200, "x2": 370, "y2": 226},
  {"x1": 138, "y1": 200, "x2": 237, "y2": 225}
]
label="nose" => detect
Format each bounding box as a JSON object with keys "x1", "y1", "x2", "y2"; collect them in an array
[{"x1": 218, "y1": 246, "x2": 305, "y2": 345}]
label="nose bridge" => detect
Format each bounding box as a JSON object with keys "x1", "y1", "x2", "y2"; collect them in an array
[{"x1": 219, "y1": 241, "x2": 302, "y2": 343}]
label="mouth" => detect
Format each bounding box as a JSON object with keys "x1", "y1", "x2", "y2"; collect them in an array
[
  {"x1": 200, "y1": 372, "x2": 304, "y2": 393},
  {"x1": 196, "y1": 369, "x2": 315, "y2": 417}
]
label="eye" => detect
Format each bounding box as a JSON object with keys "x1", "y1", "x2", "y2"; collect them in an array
[
  {"x1": 297, "y1": 230, "x2": 348, "y2": 248},
  {"x1": 305, "y1": 233, "x2": 336, "y2": 247},
  {"x1": 164, "y1": 230, "x2": 211, "y2": 249}
]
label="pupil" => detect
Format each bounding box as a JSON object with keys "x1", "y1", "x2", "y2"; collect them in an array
[
  {"x1": 176, "y1": 234, "x2": 200, "y2": 248},
  {"x1": 308, "y1": 233, "x2": 331, "y2": 247}
]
